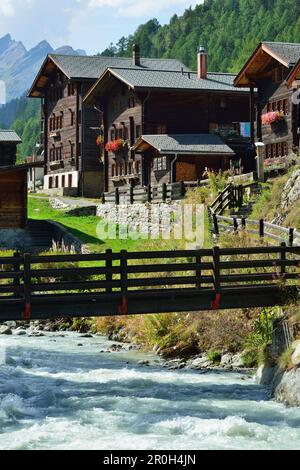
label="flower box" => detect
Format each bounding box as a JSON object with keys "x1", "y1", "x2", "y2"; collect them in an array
[
  {"x1": 105, "y1": 139, "x2": 128, "y2": 154},
  {"x1": 262, "y1": 111, "x2": 285, "y2": 126}
]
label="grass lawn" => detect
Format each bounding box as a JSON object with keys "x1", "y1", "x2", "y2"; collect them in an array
[
  {"x1": 28, "y1": 196, "x2": 141, "y2": 253},
  {"x1": 28, "y1": 195, "x2": 209, "y2": 254}
]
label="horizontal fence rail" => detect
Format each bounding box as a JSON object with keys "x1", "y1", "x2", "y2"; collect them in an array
[
  {"x1": 0, "y1": 246, "x2": 299, "y2": 321},
  {"x1": 102, "y1": 180, "x2": 209, "y2": 205},
  {"x1": 209, "y1": 184, "x2": 299, "y2": 246}
]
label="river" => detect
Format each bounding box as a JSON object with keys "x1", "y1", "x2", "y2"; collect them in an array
[{"x1": 0, "y1": 331, "x2": 300, "y2": 450}]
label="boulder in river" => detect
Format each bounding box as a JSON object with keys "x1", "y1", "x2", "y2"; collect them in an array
[
  {"x1": 0, "y1": 326, "x2": 12, "y2": 335},
  {"x1": 14, "y1": 329, "x2": 27, "y2": 336},
  {"x1": 190, "y1": 355, "x2": 212, "y2": 369}
]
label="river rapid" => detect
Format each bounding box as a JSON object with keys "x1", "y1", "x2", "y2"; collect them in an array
[{"x1": 0, "y1": 331, "x2": 300, "y2": 450}]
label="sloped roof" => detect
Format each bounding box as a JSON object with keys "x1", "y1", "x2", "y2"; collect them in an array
[
  {"x1": 0, "y1": 129, "x2": 22, "y2": 143},
  {"x1": 134, "y1": 134, "x2": 235, "y2": 155},
  {"x1": 49, "y1": 54, "x2": 190, "y2": 79},
  {"x1": 286, "y1": 57, "x2": 300, "y2": 87},
  {"x1": 235, "y1": 41, "x2": 300, "y2": 87},
  {"x1": 28, "y1": 53, "x2": 190, "y2": 97},
  {"x1": 84, "y1": 68, "x2": 249, "y2": 104},
  {"x1": 262, "y1": 42, "x2": 300, "y2": 66}
]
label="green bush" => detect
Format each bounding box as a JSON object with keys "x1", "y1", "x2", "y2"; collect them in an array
[{"x1": 207, "y1": 350, "x2": 222, "y2": 364}]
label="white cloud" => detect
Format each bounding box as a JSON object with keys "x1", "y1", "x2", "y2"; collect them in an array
[
  {"x1": 88, "y1": 0, "x2": 196, "y2": 18},
  {"x1": 0, "y1": 0, "x2": 15, "y2": 16}
]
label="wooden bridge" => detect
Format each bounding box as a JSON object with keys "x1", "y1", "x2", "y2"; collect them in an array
[{"x1": 0, "y1": 245, "x2": 299, "y2": 321}]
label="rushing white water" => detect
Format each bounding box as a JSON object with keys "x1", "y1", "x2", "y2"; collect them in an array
[{"x1": 0, "y1": 332, "x2": 300, "y2": 450}]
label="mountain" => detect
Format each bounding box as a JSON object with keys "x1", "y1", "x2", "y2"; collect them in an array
[
  {"x1": 100, "y1": 0, "x2": 300, "y2": 73},
  {"x1": 0, "y1": 34, "x2": 86, "y2": 102}
]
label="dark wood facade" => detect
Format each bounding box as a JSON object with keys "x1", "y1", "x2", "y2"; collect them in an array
[
  {"x1": 30, "y1": 60, "x2": 103, "y2": 198},
  {"x1": 93, "y1": 80, "x2": 251, "y2": 192},
  {"x1": 0, "y1": 142, "x2": 18, "y2": 166},
  {"x1": 235, "y1": 43, "x2": 300, "y2": 159},
  {"x1": 0, "y1": 168, "x2": 27, "y2": 228}
]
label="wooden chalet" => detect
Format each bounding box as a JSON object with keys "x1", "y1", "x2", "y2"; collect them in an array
[
  {"x1": 84, "y1": 46, "x2": 253, "y2": 193},
  {"x1": 0, "y1": 130, "x2": 26, "y2": 228},
  {"x1": 235, "y1": 42, "x2": 300, "y2": 163},
  {"x1": 28, "y1": 49, "x2": 190, "y2": 197}
]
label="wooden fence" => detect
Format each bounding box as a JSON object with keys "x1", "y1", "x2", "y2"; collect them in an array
[
  {"x1": 209, "y1": 184, "x2": 300, "y2": 246},
  {"x1": 102, "y1": 181, "x2": 208, "y2": 204},
  {"x1": 0, "y1": 245, "x2": 299, "y2": 320}
]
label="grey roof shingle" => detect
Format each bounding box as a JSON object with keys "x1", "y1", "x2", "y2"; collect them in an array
[
  {"x1": 0, "y1": 129, "x2": 22, "y2": 143},
  {"x1": 262, "y1": 42, "x2": 300, "y2": 66},
  {"x1": 98, "y1": 67, "x2": 249, "y2": 93},
  {"x1": 136, "y1": 134, "x2": 235, "y2": 155},
  {"x1": 49, "y1": 54, "x2": 190, "y2": 79}
]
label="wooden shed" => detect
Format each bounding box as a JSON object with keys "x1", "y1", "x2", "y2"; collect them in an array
[
  {"x1": 0, "y1": 165, "x2": 28, "y2": 228},
  {"x1": 0, "y1": 129, "x2": 22, "y2": 166}
]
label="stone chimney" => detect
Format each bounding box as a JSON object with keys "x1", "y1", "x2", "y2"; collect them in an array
[
  {"x1": 197, "y1": 45, "x2": 207, "y2": 80},
  {"x1": 133, "y1": 44, "x2": 141, "y2": 66}
]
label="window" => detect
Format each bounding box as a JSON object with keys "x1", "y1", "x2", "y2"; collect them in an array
[
  {"x1": 55, "y1": 176, "x2": 59, "y2": 188},
  {"x1": 110, "y1": 127, "x2": 116, "y2": 141},
  {"x1": 123, "y1": 124, "x2": 128, "y2": 140},
  {"x1": 135, "y1": 160, "x2": 140, "y2": 174},
  {"x1": 70, "y1": 110, "x2": 75, "y2": 127},
  {"x1": 68, "y1": 174, "x2": 73, "y2": 188},
  {"x1": 128, "y1": 96, "x2": 135, "y2": 108},
  {"x1": 70, "y1": 142, "x2": 75, "y2": 159},
  {"x1": 157, "y1": 124, "x2": 167, "y2": 134},
  {"x1": 68, "y1": 82, "x2": 75, "y2": 96},
  {"x1": 153, "y1": 156, "x2": 167, "y2": 171},
  {"x1": 265, "y1": 142, "x2": 288, "y2": 159},
  {"x1": 60, "y1": 112, "x2": 64, "y2": 129},
  {"x1": 266, "y1": 99, "x2": 289, "y2": 116},
  {"x1": 62, "y1": 175, "x2": 65, "y2": 187},
  {"x1": 128, "y1": 161, "x2": 133, "y2": 175},
  {"x1": 48, "y1": 177, "x2": 53, "y2": 189},
  {"x1": 135, "y1": 125, "x2": 141, "y2": 139}
]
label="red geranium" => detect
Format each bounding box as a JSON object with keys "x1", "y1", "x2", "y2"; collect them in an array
[
  {"x1": 105, "y1": 139, "x2": 127, "y2": 153},
  {"x1": 262, "y1": 111, "x2": 285, "y2": 125}
]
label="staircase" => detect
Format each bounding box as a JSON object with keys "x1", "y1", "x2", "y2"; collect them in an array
[{"x1": 23, "y1": 220, "x2": 56, "y2": 252}]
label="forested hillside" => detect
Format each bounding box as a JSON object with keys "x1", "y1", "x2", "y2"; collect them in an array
[
  {"x1": 0, "y1": 96, "x2": 39, "y2": 161},
  {"x1": 101, "y1": 0, "x2": 300, "y2": 72}
]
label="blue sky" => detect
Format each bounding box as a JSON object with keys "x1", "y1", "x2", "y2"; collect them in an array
[{"x1": 0, "y1": 0, "x2": 199, "y2": 54}]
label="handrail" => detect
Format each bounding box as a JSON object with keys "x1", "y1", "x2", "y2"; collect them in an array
[{"x1": 209, "y1": 185, "x2": 299, "y2": 246}]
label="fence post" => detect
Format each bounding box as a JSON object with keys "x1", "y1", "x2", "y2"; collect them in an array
[
  {"x1": 238, "y1": 185, "x2": 243, "y2": 207},
  {"x1": 212, "y1": 246, "x2": 221, "y2": 295},
  {"x1": 147, "y1": 184, "x2": 152, "y2": 203},
  {"x1": 13, "y1": 251, "x2": 21, "y2": 297},
  {"x1": 115, "y1": 187, "x2": 120, "y2": 206},
  {"x1": 280, "y1": 242, "x2": 286, "y2": 280},
  {"x1": 23, "y1": 253, "x2": 31, "y2": 321},
  {"x1": 129, "y1": 184, "x2": 134, "y2": 205},
  {"x1": 180, "y1": 181, "x2": 186, "y2": 198},
  {"x1": 106, "y1": 249, "x2": 113, "y2": 294},
  {"x1": 289, "y1": 228, "x2": 294, "y2": 247},
  {"x1": 119, "y1": 250, "x2": 128, "y2": 315},
  {"x1": 233, "y1": 217, "x2": 238, "y2": 232},
  {"x1": 259, "y1": 219, "x2": 264, "y2": 238},
  {"x1": 195, "y1": 252, "x2": 202, "y2": 289},
  {"x1": 162, "y1": 183, "x2": 167, "y2": 202},
  {"x1": 212, "y1": 213, "x2": 219, "y2": 236}
]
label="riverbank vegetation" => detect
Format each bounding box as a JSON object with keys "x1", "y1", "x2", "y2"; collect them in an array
[{"x1": 6, "y1": 170, "x2": 297, "y2": 371}]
